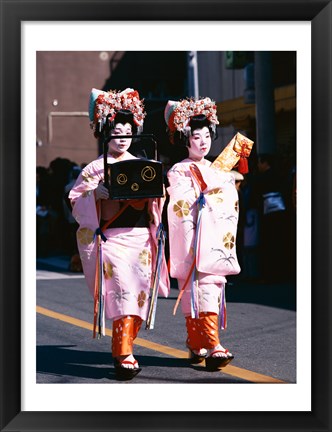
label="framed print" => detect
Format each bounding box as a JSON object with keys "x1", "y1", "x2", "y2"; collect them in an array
[{"x1": 1, "y1": 0, "x2": 331, "y2": 431}]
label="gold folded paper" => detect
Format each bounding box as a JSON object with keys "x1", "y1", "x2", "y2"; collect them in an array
[{"x1": 211, "y1": 132, "x2": 254, "y2": 173}]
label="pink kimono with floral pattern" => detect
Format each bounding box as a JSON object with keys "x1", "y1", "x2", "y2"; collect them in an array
[
  {"x1": 167, "y1": 159, "x2": 240, "y2": 325},
  {"x1": 69, "y1": 153, "x2": 170, "y2": 323}
]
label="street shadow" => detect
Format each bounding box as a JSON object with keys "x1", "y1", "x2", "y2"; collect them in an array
[
  {"x1": 37, "y1": 345, "x2": 115, "y2": 381},
  {"x1": 37, "y1": 345, "x2": 246, "y2": 383},
  {"x1": 37, "y1": 345, "x2": 190, "y2": 382},
  {"x1": 134, "y1": 354, "x2": 189, "y2": 368}
]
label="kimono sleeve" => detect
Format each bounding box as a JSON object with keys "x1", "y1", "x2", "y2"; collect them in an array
[
  {"x1": 194, "y1": 166, "x2": 241, "y2": 276},
  {"x1": 68, "y1": 161, "x2": 103, "y2": 295},
  {"x1": 69, "y1": 161, "x2": 102, "y2": 230}
]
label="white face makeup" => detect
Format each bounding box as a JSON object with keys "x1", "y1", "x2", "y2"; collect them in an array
[
  {"x1": 188, "y1": 126, "x2": 212, "y2": 162},
  {"x1": 108, "y1": 123, "x2": 133, "y2": 156}
]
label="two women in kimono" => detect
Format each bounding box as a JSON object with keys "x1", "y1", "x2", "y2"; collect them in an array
[{"x1": 70, "y1": 88, "x2": 240, "y2": 380}]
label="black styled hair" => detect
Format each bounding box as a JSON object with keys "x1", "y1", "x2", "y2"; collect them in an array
[
  {"x1": 188, "y1": 114, "x2": 212, "y2": 134},
  {"x1": 95, "y1": 109, "x2": 138, "y2": 139},
  {"x1": 108, "y1": 109, "x2": 138, "y2": 135},
  {"x1": 172, "y1": 114, "x2": 217, "y2": 148}
]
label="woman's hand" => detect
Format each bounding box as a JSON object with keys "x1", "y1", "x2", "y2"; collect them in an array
[{"x1": 95, "y1": 183, "x2": 109, "y2": 201}]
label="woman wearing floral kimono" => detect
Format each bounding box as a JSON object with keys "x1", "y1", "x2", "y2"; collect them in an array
[
  {"x1": 165, "y1": 97, "x2": 241, "y2": 371},
  {"x1": 69, "y1": 88, "x2": 170, "y2": 380}
]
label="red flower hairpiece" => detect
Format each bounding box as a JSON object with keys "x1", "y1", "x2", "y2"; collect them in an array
[{"x1": 91, "y1": 88, "x2": 146, "y2": 134}]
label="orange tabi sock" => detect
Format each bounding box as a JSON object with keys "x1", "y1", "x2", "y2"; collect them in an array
[{"x1": 111, "y1": 315, "x2": 143, "y2": 357}]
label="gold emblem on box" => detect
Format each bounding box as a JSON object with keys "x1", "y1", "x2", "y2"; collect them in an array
[
  {"x1": 131, "y1": 183, "x2": 139, "y2": 191},
  {"x1": 141, "y1": 166, "x2": 156, "y2": 182},
  {"x1": 117, "y1": 173, "x2": 128, "y2": 185}
]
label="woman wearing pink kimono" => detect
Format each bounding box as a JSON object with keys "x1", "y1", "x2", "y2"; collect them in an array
[
  {"x1": 165, "y1": 97, "x2": 241, "y2": 371},
  {"x1": 69, "y1": 88, "x2": 170, "y2": 380}
]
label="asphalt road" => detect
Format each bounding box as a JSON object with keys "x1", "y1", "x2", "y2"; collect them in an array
[{"x1": 36, "y1": 255, "x2": 296, "y2": 385}]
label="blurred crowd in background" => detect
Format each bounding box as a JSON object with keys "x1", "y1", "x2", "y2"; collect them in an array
[{"x1": 36, "y1": 157, "x2": 85, "y2": 269}]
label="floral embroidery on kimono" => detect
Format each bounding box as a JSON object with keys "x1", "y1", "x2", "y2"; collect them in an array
[{"x1": 167, "y1": 159, "x2": 240, "y2": 318}]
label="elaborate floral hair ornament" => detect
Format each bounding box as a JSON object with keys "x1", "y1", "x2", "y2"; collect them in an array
[
  {"x1": 89, "y1": 87, "x2": 146, "y2": 135},
  {"x1": 164, "y1": 97, "x2": 220, "y2": 142}
]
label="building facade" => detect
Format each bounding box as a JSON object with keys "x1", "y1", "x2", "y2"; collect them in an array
[{"x1": 37, "y1": 50, "x2": 296, "y2": 170}]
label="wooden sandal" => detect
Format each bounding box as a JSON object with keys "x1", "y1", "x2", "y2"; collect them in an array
[
  {"x1": 114, "y1": 358, "x2": 142, "y2": 381},
  {"x1": 187, "y1": 346, "x2": 208, "y2": 364},
  {"x1": 205, "y1": 346, "x2": 234, "y2": 371}
]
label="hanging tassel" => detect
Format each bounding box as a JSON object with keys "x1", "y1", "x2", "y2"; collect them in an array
[
  {"x1": 237, "y1": 156, "x2": 249, "y2": 174},
  {"x1": 97, "y1": 239, "x2": 105, "y2": 338},
  {"x1": 219, "y1": 283, "x2": 227, "y2": 330},
  {"x1": 235, "y1": 138, "x2": 252, "y2": 174},
  {"x1": 146, "y1": 224, "x2": 165, "y2": 329},
  {"x1": 93, "y1": 236, "x2": 101, "y2": 339},
  {"x1": 190, "y1": 192, "x2": 206, "y2": 319},
  {"x1": 173, "y1": 259, "x2": 195, "y2": 316},
  {"x1": 93, "y1": 227, "x2": 107, "y2": 339}
]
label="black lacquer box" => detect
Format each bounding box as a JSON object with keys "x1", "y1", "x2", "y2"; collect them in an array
[
  {"x1": 106, "y1": 159, "x2": 164, "y2": 199},
  {"x1": 103, "y1": 133, "x2": 164, "y2": 199}
]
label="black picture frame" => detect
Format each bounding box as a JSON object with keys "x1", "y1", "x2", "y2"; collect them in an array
[{"x1": 1, "y1": 1, "x2": 331, "y2": 431}]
